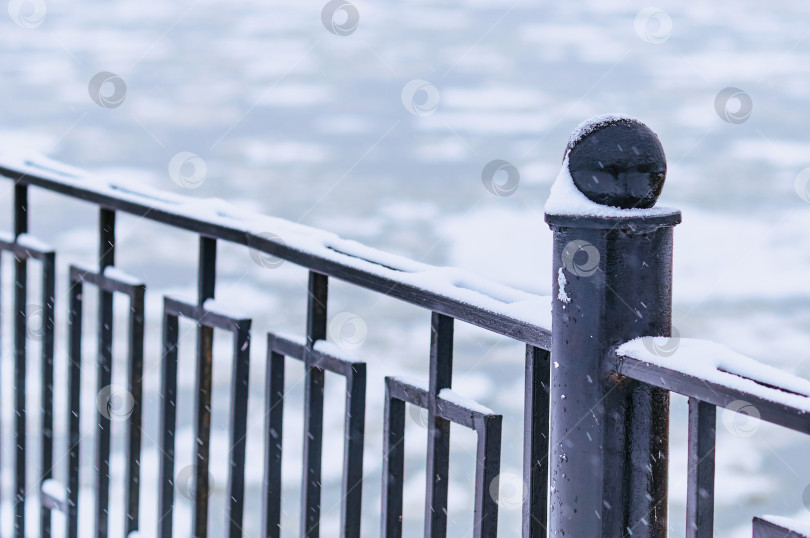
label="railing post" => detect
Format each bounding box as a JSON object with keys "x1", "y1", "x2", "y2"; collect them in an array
[{"x1": 545, "y1": 117, "x2": 681, "y2": 537}]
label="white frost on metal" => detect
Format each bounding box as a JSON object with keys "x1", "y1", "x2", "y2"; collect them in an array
[{"x1": 557, "y1": 267, "x2": 570, "y2": 304}]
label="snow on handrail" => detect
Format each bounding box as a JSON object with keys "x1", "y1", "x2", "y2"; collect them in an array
[
  {"x1": 16, "y1": 233, "x2": 53, "y2": 252},
  {"x1": 0, "y1": 151, "x2": 552, "y2": 347},
  {"x1": 0, "y1": 231, "x2": 53, "y2": 253},
  {"x1": 754, "y1": 515, "x2": 810, "y2": 537},
  {"x1": 615, "y1": 337, "x2": 810, "y2": 433}
]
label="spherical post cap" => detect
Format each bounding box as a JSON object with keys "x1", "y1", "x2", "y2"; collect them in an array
[{"x1": 566, "y1": 117, "x2": 666, "y2": 209}]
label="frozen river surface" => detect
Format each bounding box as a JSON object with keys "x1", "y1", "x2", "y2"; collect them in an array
[{"x1": 2, "y1": 0, "x2": 810, "y2": 536}]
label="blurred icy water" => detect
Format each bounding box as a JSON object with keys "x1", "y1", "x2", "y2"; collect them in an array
[{"x1": 3, "y1": 0, "x2": 810, "y2": 536}]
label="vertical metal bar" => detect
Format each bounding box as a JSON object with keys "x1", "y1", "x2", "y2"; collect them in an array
[
  {"x1": 158, "y1": 310, "x2": 179, "y2": 538},
  {"x1": 66, "y1": 278, "x2": 84, "y2": 538},
  {"x1": 301, "y1": 365, "x2": 325, "y2": 538},
  {"x1": 380, "y1": 381, "x2": 405, "y2": 538},
  {"x1": 39, "y1": 252, "x2": 56, "y2": 538},
  {"x1": 124, "y1": 286, "x2": 145, "y2": 537},
  {"x1": 225, "y1": 323, "x2": 251, "y2": 538},
  {"x1": 96, "y1": 208, "x2": 115, "y2": 538},
  {"x1": 340, "y1": 363, "x2": 366, "y2": 538},
  {"x1": 424, "y1": 312, "x2": 453, "y2": 538},
  {"x1": 473, "y1": 414, "x2": 502, "y2": 538},
  {"x1": 522, "y1": 345, "x2": 549, "y2": 538},
  {"x1": 301, "y1": 271, "x2": 328, "y2": 537},
  {"x1": 686, "y1": 399, "x2": 716, "y2": 538},
  {"x1": 13, "y1": 183, "x2": 28, "y2": 538},
  {"x1": 197, "y1": 236, "x2": 217, "y2": 304},
  {"x1": 306, "y1": 271, "x2": 328, "y2": 349},
  {"x1": 262, "y1": 347, "x2": 285, "y2": 538},
  {"x1": 192, "y1": 236, "x2": 216, "y2": 537}
]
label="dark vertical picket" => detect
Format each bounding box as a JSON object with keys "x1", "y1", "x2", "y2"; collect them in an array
[
  {"x1": 522, "y1": 345, "x2": 549, "y2": 538},
  {"x1": 340, "y1": 362, "x2": 365, "y2": 538},
  {"x1": 125, "y1": 282, "x2": 146, "y2": 537},
  {"x1": 301, "y1": 271, "x2": 328, "y2": 537},
  {"x1": 39, "y1": 249, "x2": 55, "y2": 538},
  {"x1": 192, "y1": 236, "x2": 217, "y2": 537},
  {"x1": 686, "y1": 399, "x2": 716, "y2": 538},
  {"x1": 424, "y1": 312, "x2": 453, "y2": 538},
  {"x1": 226, "y1": 322, "x2": 251, "y2": 537},
  {"x1": 66, "y1": 272, "x2": 83, "y2": 538},
  {"x1": 95, "y1": 208, "x2": 116, "y2": 538},
  {"x1": 158, "y1": 307, "x2": 180, "y2": 538},
  {"x1": 13, "y1": 183, "x2": 28, "y2": 538},
  {"x1": 380, "y1": 380, "x2": 406, "y2": 538},
  {"x1": 262, "y1": 346, "x2": 285, "y2": 538}
]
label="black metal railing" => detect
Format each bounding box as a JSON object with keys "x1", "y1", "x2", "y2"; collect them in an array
[
  {"x1": 0, "y1": 151, "x2": 550, "y2": 538},
  {"x1": 0, "y1": 116, "x2": 809, "y2": 538}
]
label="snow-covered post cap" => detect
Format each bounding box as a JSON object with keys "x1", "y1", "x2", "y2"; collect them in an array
[{"x1": 545, "y1": 114, "x2": 680, "y2": 222}]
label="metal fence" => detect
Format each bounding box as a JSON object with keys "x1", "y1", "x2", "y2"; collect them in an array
[{"x1": 0, "y1": 117, "x2": 809, "y2": 538}]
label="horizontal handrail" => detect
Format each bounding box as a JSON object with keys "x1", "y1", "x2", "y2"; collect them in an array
[
  {"x1": 613, "y1": 337, "x2": 810, "y2": 434},
  {"x1": 0, "y1": 151, "x2": 551, "y2": 348}
]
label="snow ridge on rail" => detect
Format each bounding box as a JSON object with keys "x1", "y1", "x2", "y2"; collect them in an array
[
  {"x1": 758, "y1": 515, "x2": 810, "y2": 536},
  {"x1": 617, "y1": 337, "x2": 810, "y2": 413},
  {"x1": 0, "y1": 151, "x2": 552, "y2": 340}
]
